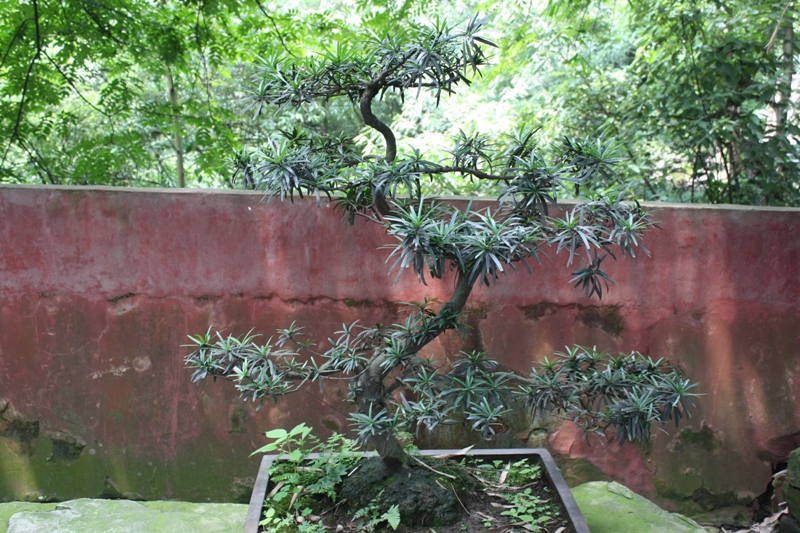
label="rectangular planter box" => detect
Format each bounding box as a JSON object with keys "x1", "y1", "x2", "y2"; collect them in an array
[{"x1": 245, "y1": 447, "x2": 590, "y2": 533}]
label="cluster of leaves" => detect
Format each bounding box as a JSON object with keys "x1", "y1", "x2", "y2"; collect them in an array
[
  {"x1": 187, "y1": 312, "x2": 698, "y2": 447},
  {"x1": 188, "y1": 311, "x2": 520, "y2": 441},
  {"x1": 350, "y1": 498, "x2": 402, "y2": 532},
  {"x1": 519, "y1": 346, "x2": 699, "y2": 447},
  {"x1": 236, "y1": 120, "x2": 654, "y2": 296},
  {"x1": 256, "y1": 424, "x2": 405, "y2": 533},
  {"x1": 249, "y1": 15, "x2": 493, "y2": 111}
]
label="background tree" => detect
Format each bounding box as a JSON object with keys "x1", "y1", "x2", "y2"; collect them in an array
[
  {"x1": 0, "y1": 0, "x2": 403, "y2": 187},
  {"x1": 4, "y1": 0, "x2": 797, "y2": 205},
  {"x1": 184, "y1": 17, "x2": 698, "y2": 466},
  {"x1": 407, "y1": 0, "x2": 800, "y2": 205}
]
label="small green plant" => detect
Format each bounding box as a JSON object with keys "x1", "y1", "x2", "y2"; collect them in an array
[
  {"x1": 258, "y1": 424, "x2": 360, "y2": 532},
  {"x1": 495, "y1": 460, "x2": 557, "y2": 531},
  {"x1": 253, "y1": 422, "x2": 314, "y2": 462},
  {"x1": 353, "y1": 496, "x2": 402, "y2": 532},
  {"x1": 463, "y1": 457, "x2": 562, "y2": 532},
  {"x1": 381, "y1": 505, "x2": 402, "y2": 531},
  {"x1": 499, "y1": 488, "x2": 556, "y2": 531},
  {"x1": 504, "y1": 458, "x2": 542, "y2": 486}
]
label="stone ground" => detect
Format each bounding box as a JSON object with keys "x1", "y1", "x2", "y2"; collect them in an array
[
  {"x1": 0, "y1": 483, "x2": 730, "y2": 533},
  {"x1": 0, "y1": 499, "x2": 246, "y2": 533}
]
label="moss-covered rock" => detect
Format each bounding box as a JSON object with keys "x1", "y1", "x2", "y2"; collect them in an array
[
  {"x1": 788, "y1": 449, "x2": 800, "y2": 486},
  {"x1": 0, "y1": 503, "x2": 57, "y2": 533},
  {"x1": 4, "y1": 499, "x2": 246, "y2": 533},
  {"x1": 788, "y1": 448, "x2": 800, "y2": 521},
  {"x1": 572, "y1": 481, "x2": 707, "y2": 533}
]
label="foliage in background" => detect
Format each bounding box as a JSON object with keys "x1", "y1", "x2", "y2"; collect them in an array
[
  {"x1": 2, "y1": 0, "x2": 797, "y2": 205},
  {"x1": 414, "y1": 0, "x2": 800, "y2": 205},
  {"x1": 0, "y1": 0, "x2": 413, "y2": 187}
]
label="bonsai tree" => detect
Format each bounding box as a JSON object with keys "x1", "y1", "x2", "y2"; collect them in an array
[{"x1": 185, "y1": 16, "x2": 697, "y2": 467}]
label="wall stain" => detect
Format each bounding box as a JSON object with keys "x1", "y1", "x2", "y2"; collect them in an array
[
  {"x1": 521, "y1": 301, "x2": 625, "y2": 336},
  {"x1": 229, "y1": 405, "x2": 247, "y2": 433},
  {"x1": 46, "y1": 430, "x2": 86, "y2": 463},
  {"x1": 0, "y1": 400, "x2": 40, "y2": 456}
]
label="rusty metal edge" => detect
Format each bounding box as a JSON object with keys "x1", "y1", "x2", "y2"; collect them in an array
[{"x1": 244, "y1": 448, "x2": 589, "y2": 533}]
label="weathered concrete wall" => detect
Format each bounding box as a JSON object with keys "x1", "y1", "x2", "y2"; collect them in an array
[{"x1": 0, "y1": 185, "x2": 798, "y2": 520}]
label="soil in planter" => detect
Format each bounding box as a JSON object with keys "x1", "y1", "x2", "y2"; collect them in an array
[
  {"x1": 337, "y1": 456, "x2": 477, "y2": 527},
  {"x1": 260, "y1": 455, "x2": 574, "y2": 533}
]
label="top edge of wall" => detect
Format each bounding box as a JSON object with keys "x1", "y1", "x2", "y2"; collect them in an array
[{"x1": 2, "y1": 183, "x2": 799, "y2": 213}]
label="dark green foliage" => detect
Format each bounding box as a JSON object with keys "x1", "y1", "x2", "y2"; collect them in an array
[
  {"x1": 4, "y1": 0, "x2": 796, "y2": 204},
  {"x1": 0, "y1": 1, "x2": 408, "y2": 187},
  {"x1": 519, "y1": 346, "x2": 700, "y2": 447}
]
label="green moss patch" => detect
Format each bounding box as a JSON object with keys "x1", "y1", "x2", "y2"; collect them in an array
[
  {"x1": 0, "y1": 503, "x2": 57, "y2": 533},
  {"x1": 572, "y1": 481, "x2": 706, "y2": 533},
  {"x1": 4, "y1": 499, "x2": 246, "y2": 533}
]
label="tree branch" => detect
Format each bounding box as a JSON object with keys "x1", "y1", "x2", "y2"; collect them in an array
[
  {"x1": 19, "y1": 138, "x2": 57, "y2": 184},
  {"x1": 360, "y1": 84, "x2": 397, "y2": 164},
  {"x1": 0, "y1": 18, "x2": 31, "y2": 71},
  {"x1": 254, "y1": 0, "x2": 298, "y2": 59},
  {"x1": 360, "y1": 84, "x2": 395, "y2": 216},
  {"x1": 357, "y1": 51, "x2": 420, "y2": 216},
  {"x1": 425, "y1": 165, "x2": 514, "y2": 181},
  {"x1": 166, "y1": 66, "x2": 186, "y2": 187},
  {"x1": 362, "y1": 270, "x2": 476, "y2": 382},
  {"x1": 80, "y1": 4, "x2": 127, "y2": 46},
  {"x1": 1, "y1": 0, "x2": 41, "y2": 169},
  {"x1": 42, "y1": 50, "x2": 111, "y2": 117}
]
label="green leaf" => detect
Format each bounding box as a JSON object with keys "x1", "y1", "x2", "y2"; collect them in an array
[
  {"x1": 264, "y1": 428, "x2": 288, "y2": 439},
  {"x1": 289, "y1": 423, "x2": 310, "y2": 437},
  {"x1": 251, "y1": 443, "x2": 279, "y2": 455},
  {"x1": 383, "y1": 504, "x2": 401, "y2": 530},
  {"x1": 287, "y1": 449, "x2": 303, "y2": 462}
]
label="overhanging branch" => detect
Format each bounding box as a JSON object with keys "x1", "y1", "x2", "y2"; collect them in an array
[{"x1": 1, "y1": 0, "x2": 42, "y2": 169}]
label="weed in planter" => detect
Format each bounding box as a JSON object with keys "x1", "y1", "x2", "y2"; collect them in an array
[
  {"x1": 351, "y1": 496, "x2": 401, "y2": 531},
  {"x1": 470, "y1": 458, "x2": 566, "y2": 533},
  {"x1": 499, "y1": 487, "x2": 556, "y2": 530},
  {"x1": 257, "y1": 426, "x2": 360, "y2": 531}
]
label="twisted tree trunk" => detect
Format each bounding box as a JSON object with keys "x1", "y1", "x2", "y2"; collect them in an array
[
  {"x1": 352, "y1": 273, "x2": 476, "y2": 467},
  {"x1": 166, "y1": 68, "x2": 185, "y2": 188}
]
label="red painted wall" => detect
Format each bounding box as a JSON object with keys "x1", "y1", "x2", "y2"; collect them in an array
[{"x1": 0, "y1": 185, "x2": 798, "y2": 519}]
